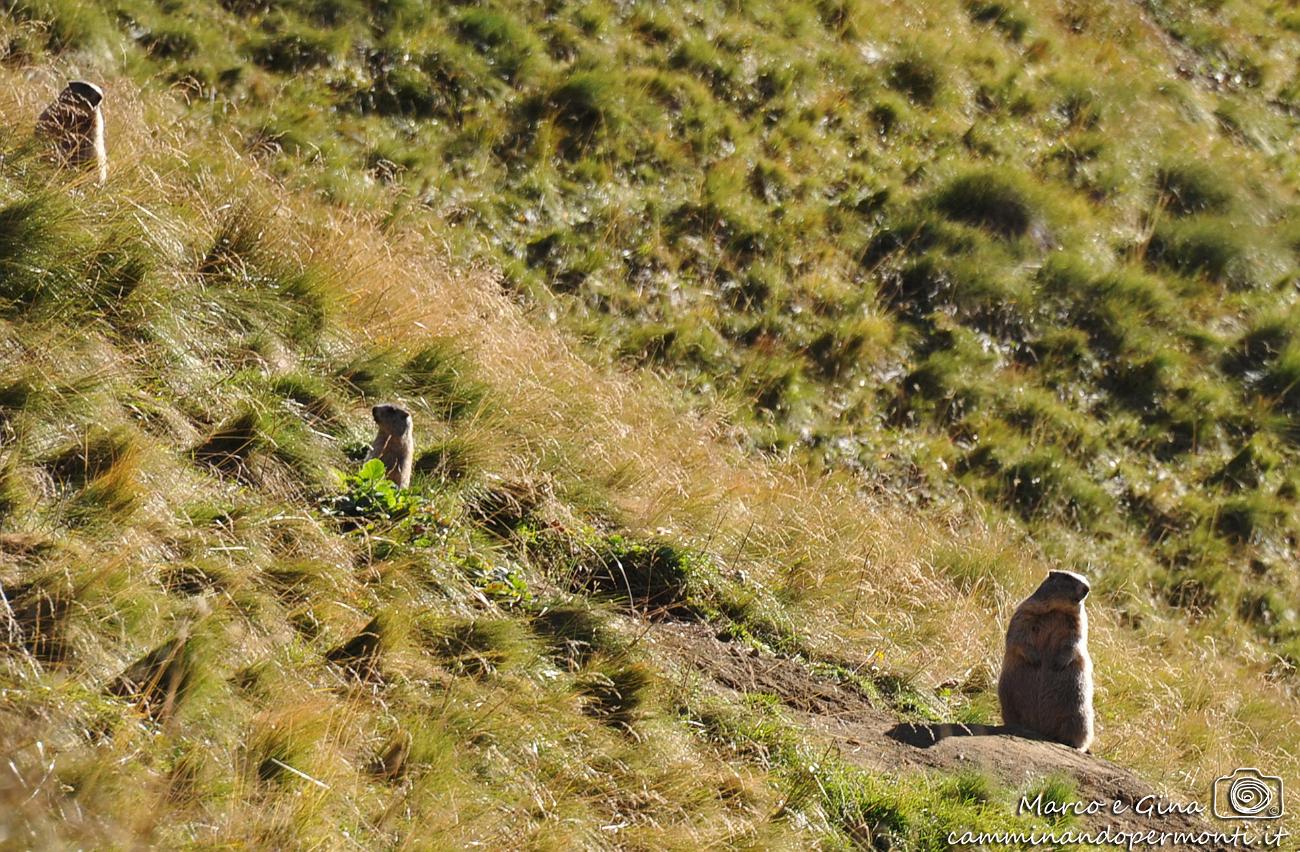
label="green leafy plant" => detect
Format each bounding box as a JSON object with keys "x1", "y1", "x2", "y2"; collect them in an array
[
  {"x1": 460, "y1": 553, "x2": 532, "y2": 606},
  {"x1": 322, "y1": 458, "x2": 414, "y2": 523}
]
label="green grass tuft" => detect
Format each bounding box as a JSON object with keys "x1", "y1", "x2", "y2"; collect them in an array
[{"x1": 931, "y1": 170, "x2": 1040, "y2": 239}]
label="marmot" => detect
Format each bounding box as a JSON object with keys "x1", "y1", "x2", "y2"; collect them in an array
[
  {"x1": 35, "y1": 81, "x2": 107, "y2": 185},
  {"x1": 366, "y1": 404, "x2": 413, "y2": 489},
  {"x1": 997, "y1": 570, "x2": 1094, "y2": 751}
]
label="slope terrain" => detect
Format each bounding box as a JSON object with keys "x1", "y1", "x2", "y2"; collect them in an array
[
  {"x1": 8, "y1": 0, "x2": 1295, "y2": 673},
  {"x1": 0, "y1": 0, "x2": 1298, "y2": 847}
]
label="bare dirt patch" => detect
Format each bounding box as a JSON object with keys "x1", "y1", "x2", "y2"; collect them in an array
[{"x1": 653, "y1": 622, "x2": 1227, "y2": 846}]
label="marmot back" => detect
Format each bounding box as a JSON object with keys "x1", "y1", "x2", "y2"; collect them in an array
[
  {"x1": 997, "y1": 570, "x2": 1094, "y2": 751},
  {"x1": 36, "y1": 81, "x2": 107, "y2": 185},
  {"x1": 366, "y1": 404, "x2": 413, "y2": 489}
]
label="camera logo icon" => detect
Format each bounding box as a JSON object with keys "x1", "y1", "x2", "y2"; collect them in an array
[{"x1": 1212, "y1": 768, "x2": 1284, "y2": 820}]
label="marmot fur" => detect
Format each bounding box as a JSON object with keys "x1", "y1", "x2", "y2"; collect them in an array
[
  {"x1": 997, "y1": 570, "x2": 1095, "y2": 751},
  {"x1": 36, "y1": 81, "x2": 107, "y2": 185},
  {"x1": 366, "y1": 404, "x2": 413, "y2": 489}
]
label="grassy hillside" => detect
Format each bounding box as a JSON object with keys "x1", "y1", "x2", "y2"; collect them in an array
[
  {"x1": 0, "y1": 0, "x2": 1298, "y2": 846},
  {"x1": 7, "y1": 0, "x2": 1297, "y2": 673},
  {"x1": 0, "y1": 76, "x2": 1096, "y2": 847}
]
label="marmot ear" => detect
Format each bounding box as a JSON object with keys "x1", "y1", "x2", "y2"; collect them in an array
[{"x1": 371, "y1": 405, "x2": 381, "y2": 420}]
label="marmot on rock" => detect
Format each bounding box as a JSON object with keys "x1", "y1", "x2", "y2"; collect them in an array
[
  {"x1": 997, "y1": 570, "x2": 1095, "y2": 751},
  {"x1": 366, "y1": 404, "x2": 413, "y2": 489},
  {"x1": 36, "y1": 81, "x2": 107, "y2": 185}
]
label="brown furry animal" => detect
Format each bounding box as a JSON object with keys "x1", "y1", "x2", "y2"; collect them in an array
[
  {"x1": 997, "y1": 570, "x2": 1095, "y2": 751},
  {"x1": 36, "y1": 81, "x2": 107, "y2": 184},
  {"x1": 366, "y1": 404, "x2": 413, "y2": 489}
]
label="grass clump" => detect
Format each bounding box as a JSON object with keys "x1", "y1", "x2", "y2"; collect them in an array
[
  {"x1": 45, "y1": 426, "x2": 144, "y2": 523},
  {"x1": 249, "y1": 17, "x2": 342, "y2": 73},
  {"x1": 325, "y1": 615, "x2": 387, "y2": 681},
  {"x1": 548, "y1": 70, "x2": 623, "y2": 136},
  {"x1": 1, "y1": 576, "x2": 74, "y2": 665},
  {"x1": 1153, "y1": 161, "x2": 1235, "y2": 216},
  {"x1": 530, "y1": 602, "x2": 617, "y2": 671},
  {"x1": 401, "y1": 341, "x2": 488, "y2": 419},
  {"x1": 0, "y1": 194, "x2": 90, "y2": 316},
  {"x1": 191, "y1": 411, "x2": 263, "y2": 477},
  {"x1": 565, "y1": 532, "x2": 713, "y2": 618},
  {"x1": 967, "y1": 0, "x2": 1029, "y2": 41},
  {"x1": 47, "y1": 426, "x2": 140, "y2": 487},
  {"x1": 454, "y1": 7, "x2": 542, "y2": 83},
  {"x1": 106, "y1": 635, "x2": 198, "y2": 722},
  {"x1": 577, "y1": 659, "x2": 654, "y2": 727},
  {"x1": 1145, "y1": 216, "x2": 1254, "y2": 287},
  {"x1": 421, "y1": 616, "x2": 535, "y2": 677},
  {"x1": 931, "y1": 170, "x2": 1040, "y2": 239},
  {"x1": 198, "y1": 204, "x2": 336, "y2": 344},
  {"x1": 886, "y1": 50, "x2": 944, "y2": 106}
]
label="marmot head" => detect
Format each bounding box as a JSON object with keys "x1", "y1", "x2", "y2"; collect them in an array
[
  {"x1": 1029, "y1": 570, "x2": 1090, "y2": 606},
  {"x1": 371, "y1": 403, "x2": 412, "y2": 435},
  {"x1": 64, "y1": 81, "x2": 104, "y2": 109}
]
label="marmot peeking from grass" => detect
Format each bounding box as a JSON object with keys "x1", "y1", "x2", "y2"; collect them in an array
[
  {"x1": 36, "y1": 81, "x2": 107, "y2": 185},
  {"x1": 366, "y1": 404, "x2": 413, "y2": 489},
  {"x1": 998, "y1": 570, "x2": 1095, "y2": 751}
]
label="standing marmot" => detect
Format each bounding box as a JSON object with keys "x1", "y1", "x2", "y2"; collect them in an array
[
  {"x1": 366, "y1": 404, "x2": 413, "y2": 489},
  {"x1": 997, "y1": 570, "x2": 1094, "y2": 751},
  {"x1": 36, "y1": 81, "x2": 107, "y2": 185}
]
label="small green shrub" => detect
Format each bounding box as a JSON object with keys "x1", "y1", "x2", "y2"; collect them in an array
[{"x1": 459, "y1": 554, "x2": 532, "y2": 606}]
